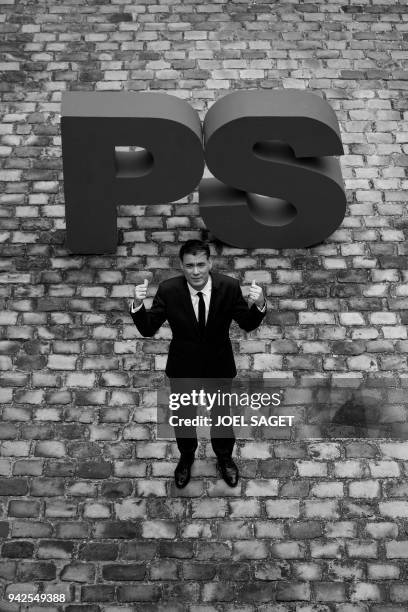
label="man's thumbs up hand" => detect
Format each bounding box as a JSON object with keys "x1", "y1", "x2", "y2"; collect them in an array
[
  {"x1": 133, "y1": 278, "x2": 149, "y2": 307},
  {"x1": 248, "y1": 280, "x2": 265, "y2": 308}
]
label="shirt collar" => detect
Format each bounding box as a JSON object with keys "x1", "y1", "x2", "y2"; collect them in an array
[{"x1": 187, "y1": 275, "x2": 212, "y2": 298}]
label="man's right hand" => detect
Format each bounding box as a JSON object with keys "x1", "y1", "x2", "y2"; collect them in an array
[{"x1": 133, "y1": 279, "x2": 149, "y2": 308}]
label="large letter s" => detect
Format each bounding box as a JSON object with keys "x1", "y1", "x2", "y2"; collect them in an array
[{"x1": 199, "y1": 90, "x2": 346, "y2": 249}]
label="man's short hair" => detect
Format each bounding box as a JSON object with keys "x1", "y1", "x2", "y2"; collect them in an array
[{"x1": 179, "y1": 240, "x2": 210, "y2": 261}]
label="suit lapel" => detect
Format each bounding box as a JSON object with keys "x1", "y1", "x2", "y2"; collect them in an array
[
  {"x1": 180, "y1": 273, "x2": 221, "y2": 337},
  {"x1": 206, "y1": 272, "x2": 221, "y2": 330}
]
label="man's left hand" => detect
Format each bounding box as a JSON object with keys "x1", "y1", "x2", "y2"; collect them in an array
[{"x1": 248, "y1": 280, "x2": 265, "y2": 309}]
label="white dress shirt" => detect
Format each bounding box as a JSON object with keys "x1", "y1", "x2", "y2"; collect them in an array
[
  {"x1": 188, "y1": 276, "x2": 212, "y2": 323},
  {"x1": 130, "y1": 276, "x2": 266, "y2": 316}
]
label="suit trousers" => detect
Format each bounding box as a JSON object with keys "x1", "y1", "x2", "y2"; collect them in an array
[{"x1": 169, "y1": 377, "x2": 235, "y2": 459}]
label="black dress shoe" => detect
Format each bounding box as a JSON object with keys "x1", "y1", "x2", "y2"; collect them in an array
[
  {"x1": 217, "y1": 456, "x2": 239, "y2": 487},
  {"x1": 174, "y1": 454, "x2": 194, "y2": 489}
]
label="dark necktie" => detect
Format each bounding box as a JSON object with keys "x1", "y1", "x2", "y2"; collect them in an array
[{"x1": 197, "y1": 291, "x2": 206, "y2": 336}]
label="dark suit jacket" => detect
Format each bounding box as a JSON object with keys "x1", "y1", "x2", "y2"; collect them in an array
[{"x1": 129, "y1": 271, "x2": 266, "y2": 378}]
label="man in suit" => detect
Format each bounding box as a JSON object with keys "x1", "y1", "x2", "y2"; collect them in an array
[{"x1": 129, "y1": 240, "x2": 266, "y2": 488}]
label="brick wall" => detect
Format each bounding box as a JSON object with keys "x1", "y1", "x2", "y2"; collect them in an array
[{"x1": 1, "y1": 0, "x2": 408, "y2": 609}]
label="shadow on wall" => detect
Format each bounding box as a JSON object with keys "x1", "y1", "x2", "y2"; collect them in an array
[{"x1": 324, "y1": 393, "x2": 407, "y2": 439}]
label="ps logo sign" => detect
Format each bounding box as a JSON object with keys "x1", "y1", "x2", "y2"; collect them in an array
[{"x1": 61, "y1": 90, "x2": 346, "y2": 254}]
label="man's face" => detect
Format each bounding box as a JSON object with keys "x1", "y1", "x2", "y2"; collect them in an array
[{"x1": 180, "y1": 252, "x2": 212, "y2": 290}]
